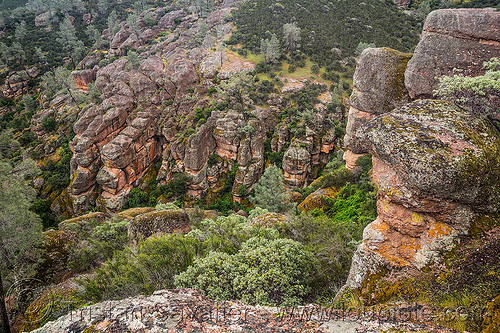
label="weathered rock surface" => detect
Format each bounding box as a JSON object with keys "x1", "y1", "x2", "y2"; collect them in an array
[
  {"x1": 343, "y1": 100, "x2": 500, "y2": 292},
  {"x1": 297, "y1": 187, "x2": 337, "y2": 213},
  {"x1": 128, "y1": 209, "x2": 190, "y2": 241},
  {"x1": 30, "y1": 288, "x2": 459, "y2": 333},
  {"x1": 341, "y1": 8, "x2": 500, "y2": 295},
  {"x1": 350, "y1": 48, "x2": 411, "y2": 115},
  {"x1": 71, "y1": 69, "x2": 96, "y2": 91},
  {"x1": 345, "y1": 47, "x2": 410, "y2": 154},
  {"x1": 405, "y1": 8, "x2": 500, "y2": 99},
  {"x1": 32, "y1": 5, "x2": 339, "y2": 215},
  {"x1": 249, "y1": 212, "x2": 288, "y2": 227},
  {"x1": 356, "y1": 100, "x2": 500, "y2": 212},
  {"x1": 1, "y1": 67, "x2": 39, "y2": 97}
]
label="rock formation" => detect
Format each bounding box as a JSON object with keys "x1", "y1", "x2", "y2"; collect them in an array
[
  {"x1": 341, "y1": 8, "x2": 500, "y2": 293},
  {"x1": 38, "y1": 7, "x2": 339, "y2": 215},
  {"x1": 29, "y1": 288, "x2": 456, "y2": 333},
  {"x1": 128, "y1": 209, "x2": 190, "y2": 241},
  {"x1": 405, "y1": 8, "x2": 500, "y2": 99}
]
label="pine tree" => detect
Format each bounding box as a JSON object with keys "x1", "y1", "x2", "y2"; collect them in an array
[
  {"x1": 251, "y1": 165, "x2": 294, "y2": 213},
  {"x1": 56, "y1": 18, "x2": 85, "y2": 68},
  {"x1": 283, "y1": 22, "x2": 301, "y2": 52},
  {"x1": 260, "y1": 33, "x2": 280, "y2": 64},
  {"x1": 195, "y1": 20, "x2": 208, "y2": 46},
  {"x1": 107, "y1": 10, "x2": 120, "y2": 36},
  {"x1": 14, "y1": 20, "x2": 26, "y2": 42},
  {"x1": 85, "y1": 25, "x2": 101, "y2": 45}
]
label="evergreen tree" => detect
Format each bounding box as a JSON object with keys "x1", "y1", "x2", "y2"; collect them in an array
[
  {"x1": 85, "y1": 24, "x2": 101, "y2": 45},
  {"x1": 10, "y1": 42, "x2": 25, "y2": 64},
  {"x1": 195, "y1": 20, "x2": 208, "y2": 45},
  {"x1": 34, "y1": 47, "x2": 47, "y2": 65},
  {"x1": 107, "y1": 10, "x2": 120, "y2": 36},
  {"x1": 125, "y1": 50, "x2": 140, "y2": 71},
  {"x1": 260, "y1": 33, "x2": 280, "y2": 64},
  {"x1": 251, "y1": 165, "x2": 294, "y2": 213},
  {"x1": 97, "y1": 0, "x2": 109, "y2": 15},
  {"x1": 0, "y1": 159, "x2": 43, "y2": 333},
  {"x1": 14, "y1": 21, "x2": 26, "y2": 42},
  {"x1": 283, "y1": 22, "x2": 301, "y2": 52},
  {"x1": 217, "y1": 72, "x2": 254, "y2": 110},
  {"x1": 126, "y1": 13, "x2": 140, "y2": 35},
  {"x1": 56, "y1": 18, "x2": 85, "y2": 68}
]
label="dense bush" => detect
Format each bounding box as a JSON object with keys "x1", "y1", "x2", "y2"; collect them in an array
[
  {"x1": 175, "y1": 237, "x2": 318, "y2": 306},
  {"x1": 67, "y1": 218, "x2": 129, "y2": 273},
  {"x1": 79, "y1": 233, "x2": 201, "y2": 302}
]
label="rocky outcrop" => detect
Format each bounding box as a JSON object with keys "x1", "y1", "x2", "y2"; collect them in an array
[
  {"x1": 34, "y1": 5, "x2": 340, "y2": 215},
  {"x1": 1, "y1": 67, "x2": 39, "y2": 98},
  {"x1": 342, "y1": 99, "x2": 500, "y2": 292},
  {"x1": 71, "y1": 69, "x2": 96, "y2": 91},
  {"x1": 249, "y1": 212, "x2": 288, "y2": 227},
  {"x1": 128, "y1": 209, "x2": 190, "y2": 241},
  {"x1": 405, "y1": 8, "x2": 500, "y2": 99},
  {"x1": 341, "y1": 8, "x2": 500, "y2": 294},
  {"x1": 297, "y1": 187, "x2": 337, "y2": 213},
  {"x1": 30, "y1": 288, "x2": 459, "y2": 333},
  {"x1": 344, "y1": 47, "x2": 410, "y2": 158}
]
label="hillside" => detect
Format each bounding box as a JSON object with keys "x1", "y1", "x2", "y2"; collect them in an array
[{"x1": 228, "y1": 0, "x2": 421, "y2": 64}]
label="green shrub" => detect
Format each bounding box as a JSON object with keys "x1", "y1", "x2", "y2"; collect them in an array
[
  {"x1": 155, "y1": 202, "x2": 180, "y2": 210},
  {"x1": 434, "y1": 57, "x2": 500, "y2": 120},
  {"x1": 79, "y1": 234, "x2": 201, "y2": 302},
  {"x1": 175, "y1": 237, "x2": 318, "y2": 306},
  {"x1": 67, "y1": 218, "x2": 129, "y2": 273},
  {"x1": 41, "y1": 116, "x2": 57, "y2": 132},
  {"x1": 123, "y1": 188, "x2": 148, "y2": 209},
  {"x1": 174, "y1": 251, "x2": 237, "y2": 300},
  {"x1": 207, "y1": 153, "x2": 219, "y2": 166}
]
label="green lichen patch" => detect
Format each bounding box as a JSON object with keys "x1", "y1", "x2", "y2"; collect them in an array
[
  {"x1": 130, "y1": 209, "x2": 190, "y2": 241},
  {"x1": 357, "y1": 99, "x2": 500, "y2": 212}
]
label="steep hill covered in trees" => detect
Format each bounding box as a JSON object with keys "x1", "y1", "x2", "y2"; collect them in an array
[{"x1": 228, "y1": 0, "x2": 421, "y2": 65}]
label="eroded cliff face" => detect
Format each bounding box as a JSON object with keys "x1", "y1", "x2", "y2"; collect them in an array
[
  {"x1": 341, "y1": 8, "x2": 500, "y2": 293},
  {"x1": 42, "y1": 6, "x2": 339, "y2": 216}
]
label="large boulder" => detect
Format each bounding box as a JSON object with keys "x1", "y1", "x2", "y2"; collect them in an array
[
  {"x1": 405, "y1": 8, "x2": 500, "y2": 99},
  {"x1": 128, "y1": 209, "x2": 190, "y2": 241},
  {"x1": 355, "y1": 100, "x2": 500, "y2": 212},
  {"x1": 345, "y1": 47, "x2": 411, "y2": 162},
  {"x1": 297, "y1": 187, "x2": 337, "y2": 213},
  {"x1": 350, "y1": 48, "x2": 411, "y2": 115},
  {"x1": 282, "y1": 146, "x2": 311, "y2": 189}
]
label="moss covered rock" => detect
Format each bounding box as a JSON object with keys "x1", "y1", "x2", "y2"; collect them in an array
[
  {"x1": 128, "y1": 209, "x2": 190, "y2": 241},
  {"x1": 356, "y1": 99, "x2": 500, "y2": 213},
  {"x1": 117, "y1": 207, "x2": 154, "y2": 220},
  {"x1": 350, "y1": 47, "x2": 411, "y2": 115},
  {"x1": 483, "y1": 295, "x2": 500, "y2": 333},
  {"x1": 58, "y1": 212, "x2": 110, "y2": 230},
  {"x1": 297, "y1": 187, "x2": 337, "y2": 213},
  {"x1": 249, "y1": 212, "x2": 288, "y2": 227},
  {"x1": 346, "y1": 47, "x2": 411, "y2": 153}
]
